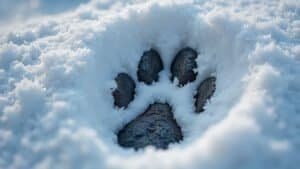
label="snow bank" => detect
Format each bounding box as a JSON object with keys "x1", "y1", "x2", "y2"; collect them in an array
[{"x1": 0, "y1": 0, "x2": 299, "y2": 169}]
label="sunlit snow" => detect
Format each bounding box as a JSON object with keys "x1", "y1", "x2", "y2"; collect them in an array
[{"x1": 0, "y1": 0, "x2": 299, "y2": 169}]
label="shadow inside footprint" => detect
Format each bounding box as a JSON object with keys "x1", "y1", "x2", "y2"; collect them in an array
[{"x1": 117, "y1": 103, "x2": 183, "y2": 150}]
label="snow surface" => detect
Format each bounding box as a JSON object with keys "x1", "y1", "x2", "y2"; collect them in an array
[{"x1": 0, "y1": 0, "x2": 299, "y2": 169}]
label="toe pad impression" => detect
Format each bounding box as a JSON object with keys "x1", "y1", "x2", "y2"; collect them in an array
[
  {"x1": 171, "y1": 47, "x2": 198, "y2": 86},
  {"x1": 194, "y1": 77, "x2": 216, "y2": 113},
  {"x1": 137, "y1": 49, "x2": 163, "y2": 85},
  {"x1": 113, "y1": 73, "x2": 136, "y2": 108}
]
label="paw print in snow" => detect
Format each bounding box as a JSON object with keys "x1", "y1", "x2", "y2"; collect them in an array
[{"x1": 112, "y1": 47, "x2": 216, "y2": 150}]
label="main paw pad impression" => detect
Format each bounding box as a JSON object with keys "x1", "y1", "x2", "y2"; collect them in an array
[{"x1": 113, "y1": 47, "x2": 216, "y2": 150}]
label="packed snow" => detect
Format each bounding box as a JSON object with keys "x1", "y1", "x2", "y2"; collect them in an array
[{"x1": 0, "y1": 0, "x2": 299, "y2": 169}]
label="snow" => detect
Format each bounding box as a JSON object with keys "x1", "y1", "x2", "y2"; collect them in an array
[{"x1": 0, "y1": 0, "x2": 299, "y2": 169}]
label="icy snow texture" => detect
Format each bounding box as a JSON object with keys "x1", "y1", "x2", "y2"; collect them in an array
[{"x1": 0, "y1": 0, "x2": 299, "y2": 169}]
